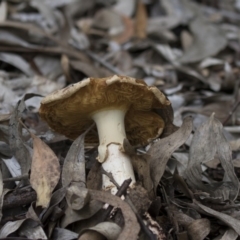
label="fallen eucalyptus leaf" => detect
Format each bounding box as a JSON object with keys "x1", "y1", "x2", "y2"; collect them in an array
[
  {"x1": 148, "y1": 116, "x2": 193, "y2": 191},
  {"x1": 88, "y1": 189, "x2": 140, "y2": 240},
  {"x1": 62, "y1": 127, "x2": 91, "y2": 188},
  {"x1": 195, "y1": 200, "x2": 240, "y2": 235},
  {"x1": 178, "y1": 17, "x2": 227, "y2": 63},
  {"x1": 9, "y1": 94, "x2": 40, "y2": 183},
  {"x1": 0, "y1": 53, "x2": 35, "y2": 76},
  {"x1": 41, "y1": 187, "x2": 67, "y2": 223},
  {"x1": 30, "y1": 133, "x2": 60, "y2": 208},
  {"x1": 185, "y1": 113, "x2": 239, "y2": 201},
  {"x1": 217, "y1": 229, "x2": 238, "y2": 240},
  {"x1": 66, "y1": 184, "x2": 89, "y2": 210},
  {"x1": 18, "y1": 219, "x2": 47, "y2": 240},
  {"x1": 61, "y1": 200, "x2": 103, "y2": 228},
  {"x1": 79, "y1": 222, "x2": 121, "y2": 240},
  {"x1": 52, "y1": 228, "x2": 78, "y2": 240},
  {"x1": 0, "y1": 219, "x2": 26, "y2": 237}
]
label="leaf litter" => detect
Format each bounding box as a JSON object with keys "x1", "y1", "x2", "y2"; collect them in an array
[{"x1": 0, "y1": 0, "x2": 240, "y2": 239}]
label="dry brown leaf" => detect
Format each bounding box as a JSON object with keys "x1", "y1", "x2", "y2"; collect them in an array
[
  {"x1": 187, "y1": 219, "x2": 211, "y2": 240},
  {"x1": 134, "y1": 0, "x2": 147, "y2": 39},
  {"x1": 148, "y1": 116, "x2": 193, "y2": 191},
  {"x1": 112, "y1": 15, "x2": 134, "y2": 44},
  {"x1": 86, "y1": 161, "x2": 102, "y2": 190},
  {"x1": 131, "y1": 155, "x2": 153, "y2": 197},
  {"x1": 61, "y1": 54, "x2": 71, "y2": 83},
  {"x1": 30, "y1": 133, "x2": 60, "y2": 208}
]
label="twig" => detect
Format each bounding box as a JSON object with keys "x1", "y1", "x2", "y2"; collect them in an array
[
  {"x1": 3, "y1": 187, "x2": 36, "y2": 209},
  {"x1": 101, "y1": 168, "x2": 158, "y2": 240},
  {"x1": 84, "y1": 49, "x2": 124, "y2": 75},
  {"x1": 125, "y1": 195, "x2": 158, "y2": 240},
  {"x1": 101, "y1": 168, "x2": 131, "y2": 219},
  {"x1": 3, "y1": 174, "x2": 29, "y2": 183},
  {"x1": 101, "y1": 168, "x2": 121, "y2": 189},
  {"x1": 222, "y1": 100, "x2": 240, "y2": 125}
]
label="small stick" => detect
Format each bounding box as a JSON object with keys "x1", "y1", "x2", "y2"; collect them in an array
[
  {"x1": 101, "y1": 168, "x2": 132, "y2": 219},
  {"x1": 3, "y1": 187, "x2": 36, "y2": 209},
  {"x1": 222, "y1": 100, "x2": 240, "y2": 125},
  {"x1": 101, "y1": 168, "x2": 158, "y2": 239},
  {"x1": 3, "y1": 174, "x2": 29, "y2": 183},
  {"x1": 125, "y1": 195, "x2": 157, "y2": 240},
  {"x1": 84, "y1": 50, "x2": 124, "y2": 75}
]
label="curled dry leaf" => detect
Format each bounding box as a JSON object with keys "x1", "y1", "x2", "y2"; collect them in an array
[
  {"x1": 194, "y1": 200, "x2": 240, "y2": 235},
  {"x1": 185, "y1": 113, "x2": 239, "y2": 201},
  {"x1": 111, "y1": 15, "x2": 134, "y2": 44},
  {"x1": 219, "y1": 229, "x2": 238, "y2": 240},
  {"x1": 79, "y1": 222, "x2": 121, "y2": 240},
  {"x1": 78, "y1": 231, "x2": 105, "y2": 240},
  {"x1": 148, "y1": 116, "x2": 193, "y2": 191},
  {"x1": 30, "y1": 133, "x2": 60, "y2": 208},
  {"x1": 88, "y1": 189, "x2": 140, "y2": 240},
  {"x1": 60, "y1": 200, "x2": 103, "y2": 228},
  {"x1": 52, "y1": 227, "x2": 78, "y2": 240}
]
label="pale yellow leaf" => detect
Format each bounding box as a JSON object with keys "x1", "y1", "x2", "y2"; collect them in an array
[{"x1": 30, "y1": 134, "x2": 60, "y2": 208}]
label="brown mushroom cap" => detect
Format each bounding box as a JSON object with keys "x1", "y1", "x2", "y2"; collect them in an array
[{"x1": 39, "y1": 75, "x2": 171, "y2": 146}]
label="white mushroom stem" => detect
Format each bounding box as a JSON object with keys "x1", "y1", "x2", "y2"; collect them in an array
[{"x1": 92, "y1": 108, "x2": 136, "y2": 194}]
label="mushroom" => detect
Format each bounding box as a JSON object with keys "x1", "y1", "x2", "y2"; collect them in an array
[{"x1": 39, "y1": 75, "x2": 171, "y2": 194}]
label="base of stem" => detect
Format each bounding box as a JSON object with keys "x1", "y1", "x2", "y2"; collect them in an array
[{"x1": 101, "y1": 144, "x2": 136, "y2": 194}]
